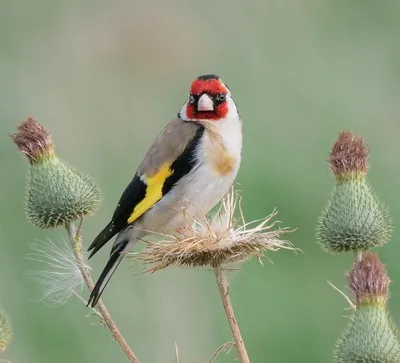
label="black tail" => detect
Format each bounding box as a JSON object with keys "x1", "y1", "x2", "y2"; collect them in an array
[
  {"x1": 88, "y1": 221, "x2": 119, "y2": 259},
  {"x1": 87, "y1": 240, "x2": 128, "y2": 308}
]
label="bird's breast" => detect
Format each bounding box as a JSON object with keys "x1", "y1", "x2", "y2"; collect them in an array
[
  {"x1": 200, "y1": 118, "x2": 242, "y2": 177},
  {"x1": 202, "y1": 135, "x2": 238, "y2": 176}
]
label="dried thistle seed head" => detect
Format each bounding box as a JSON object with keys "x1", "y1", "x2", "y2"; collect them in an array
[
  {"x1": 317, "y1": 131, "x2": 391, "y2": 253},
  {"x1": 134, "y1": 188, "x2": 294, "y2": 272},
  {"x1": 10, "y1": 117, "x2": 54, "y2": 164},
  {"x1": 0, "y1": 310, "x2": 12, "y2": 353},
  {"x1": 348, "y1": 252, "x2": 390, "y2": 307},
  {"x1": 11, "y1": 117, "x2": 102, "y2": 228},
  {"x1": 328, "y1": 131, "x2": 369, "y2": 181}
]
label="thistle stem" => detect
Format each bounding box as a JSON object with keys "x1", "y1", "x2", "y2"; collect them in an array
[
  {"x1": 213, "y1": 266, "x2": 250, "y2": 363},
  {"x1": 65, "y1": 221, "x2": 140, "y2": 363},
  {"x1": 355, "y1": 250, "x2": 363, "y2": 263}
]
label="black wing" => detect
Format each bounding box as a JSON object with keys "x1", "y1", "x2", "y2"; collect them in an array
[{"x1": 87, "y1": 175, "x2": 146, "y2": 258}]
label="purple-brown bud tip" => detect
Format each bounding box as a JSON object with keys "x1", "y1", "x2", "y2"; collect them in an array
[
  {"x1": 10, "y1": 117, "x2": 54, "y2": 163},
  {"x1": 328, "y1": 131, "x2": 369, "y2": 181},
  {"x1": 348, "y1": 252, "x2": 390, "y2": 306}
]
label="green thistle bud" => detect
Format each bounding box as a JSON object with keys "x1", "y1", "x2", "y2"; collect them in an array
[
  {"x1": 316, "y1": 131, "x2": 391, "y2": 253},
  {"x1": 11, "y1": 117, "x2": 101, "y2": 228},
  {"x1": 0, "y1": 310, "x2": 12, "y2": 353},
  {"x1": 334, "y1": 252, "x2": 400, "y2": 362}
]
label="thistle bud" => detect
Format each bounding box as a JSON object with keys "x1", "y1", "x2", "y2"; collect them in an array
[
  {"x1": 317, "y1": 131, "x2": 391, "y2": 253},
  {"x1": 0, "y1": 310, "x2": 12, "y2": 353},
  {"x1": 334, "y1": 252, "x2": 400, "y2": 362},
  {"x1": 11, "y1": 117, "x2": 101, "y2": 228}
]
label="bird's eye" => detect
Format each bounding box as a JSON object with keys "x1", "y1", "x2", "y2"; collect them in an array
[
  {"x1": 189, "y1": 94, "x2": 196, "y2": 104},
  {"x1": 215, "y1": 93, "x2": 226, "y2": 102}
]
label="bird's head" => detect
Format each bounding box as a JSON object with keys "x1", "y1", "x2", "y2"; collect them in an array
[{"x1": 179, "y1": 74, "x2": 239, "y2": 122}]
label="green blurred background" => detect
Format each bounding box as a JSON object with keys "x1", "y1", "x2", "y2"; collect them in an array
[{"x1": 1, "y1": 1, "x2": 400, "y2": 362}]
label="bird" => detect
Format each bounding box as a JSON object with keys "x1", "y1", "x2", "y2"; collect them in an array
[{"x1": 87, "y1": 74, "x2": 242, "y2": 307}]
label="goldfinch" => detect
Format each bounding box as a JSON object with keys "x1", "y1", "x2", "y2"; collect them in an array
[{"x1": 87, "y1": 74, "x2": 242, "y2": 307}]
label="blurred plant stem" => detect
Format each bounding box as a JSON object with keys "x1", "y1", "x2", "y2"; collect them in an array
[
  {"x1": 354, "y1": 250, "x2": 363, "y2": 263},
  {"x1": 214, "y1": 266, "x2": 250, "y2": 363},
  {"x1": 65, "y1": 220, "x2": 140, "y2": 363}
]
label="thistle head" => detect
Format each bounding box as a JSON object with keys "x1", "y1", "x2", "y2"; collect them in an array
[
  {"x1": 317, "y1": 131, "x2": 392, "y2": 253},
  {"x1": 334, "y1": 253, "x2": 400, "y2": 362},
  {"x1": 11, "y1": 117, "x2": 102, "y2": 228},
  {"x1": 134, "y1": 188, "x2": 295, "y2": 272}
]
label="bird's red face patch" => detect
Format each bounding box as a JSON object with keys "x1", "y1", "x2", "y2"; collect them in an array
[{"x1": 186, "y1": 77, "x2": 229, "y2": 121}]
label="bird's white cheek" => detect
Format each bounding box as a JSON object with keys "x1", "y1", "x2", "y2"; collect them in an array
[
  {"x1": 178, "y1": 102, "x2": 188, "y2": 120},
  {"x1": 225, "y1": 96, "x2": 239, "y2": 120}
]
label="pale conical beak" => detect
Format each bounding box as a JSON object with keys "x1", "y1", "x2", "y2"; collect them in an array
[{"x1": 197, "y1": 94, "x2": 214, "y2": 111}]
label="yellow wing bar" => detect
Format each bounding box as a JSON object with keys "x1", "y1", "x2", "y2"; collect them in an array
[{"x1": 127, "y1": 163, "x2": 173, "y2": 224}]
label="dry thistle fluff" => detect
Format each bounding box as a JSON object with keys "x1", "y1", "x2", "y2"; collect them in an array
[
  {"x1": 348, "y1": 252, "x2": 390, "y2": 306},
  {"x1": 27, "y1": 239, "x2": 87, "y2": 307},
  {"x1": 328, "y1": 131, "x2": 369, "y2": 180},
  {"x1": 10, "y1": 117, "x2": 53, "y2": 163},
  {"x1": 134, "y1": 189, "x2": 294, "y2": 272}
]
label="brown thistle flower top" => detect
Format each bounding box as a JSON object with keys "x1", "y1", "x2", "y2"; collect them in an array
[
  {"x1": 348, "y1": 252, "x2": 390, "y2": 306},
  {"x1": 10, "y1": 117, "x2": 54, "y2": 163},
  {"x1": 328, "y1": 131, "x2": 369, "y2": 180}
]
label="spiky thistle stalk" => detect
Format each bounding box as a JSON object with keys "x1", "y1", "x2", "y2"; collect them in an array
[
  {"x1": 316, "y1": 131, "x2": 392, "y2": 253},
  {"x1": 334, "y1": 252, "x2": 400, "y2": 362},
  {"x1": 10, "y1": 117, "x2": 101, "y2": 228}
]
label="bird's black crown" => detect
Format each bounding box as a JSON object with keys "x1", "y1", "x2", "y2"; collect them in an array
[{"x1": 197, "y1": 74, "x2": 220, "y2": 81}]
